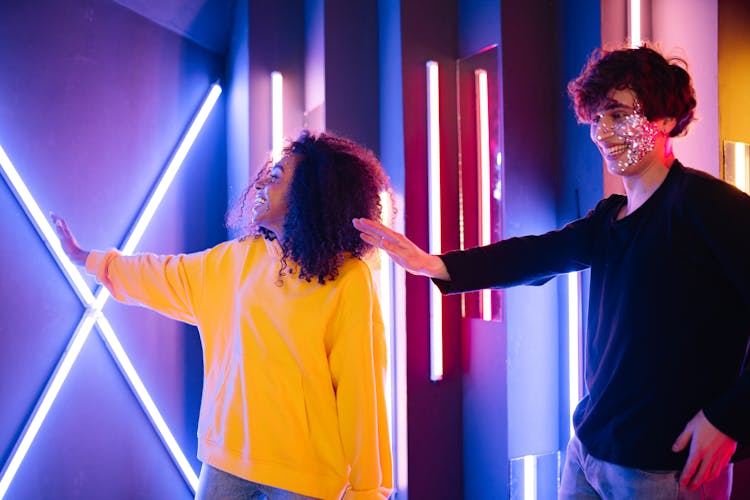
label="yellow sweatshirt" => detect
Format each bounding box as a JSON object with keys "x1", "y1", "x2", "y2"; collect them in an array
[{"x1": 86, "y1": 236, "x2": 393, "y2": 499}]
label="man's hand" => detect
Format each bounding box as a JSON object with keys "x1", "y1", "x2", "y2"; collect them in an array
[
  {"x1": 352, "y1": 217, "x2": 450, "y2": 280},
  {"x1": 672, "y1": 410, "x2": 736, "y2": 491},
  {"x1": 50, "y1": 213, "x2": 90, "y2": 266}
]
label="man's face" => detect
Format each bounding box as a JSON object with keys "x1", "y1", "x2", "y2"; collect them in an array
[{"x1": 589, "y1": 88, "x2": 660, "y2": 177}]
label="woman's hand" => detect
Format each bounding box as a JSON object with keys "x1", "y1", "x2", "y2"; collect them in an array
[
  {"x1": 50, "y1": 213, "x2": 90, "y2": 266},
  {"x1": 352, "y1": 218, "x2": 450, "y2": 280}
]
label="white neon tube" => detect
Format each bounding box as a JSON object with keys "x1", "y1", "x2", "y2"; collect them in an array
[
  {"x1": 0, "y1": 145, "x2": 95, "y2": 304},
  {"x1": 426, "y1": 61, "x2": 443, "y2": 382},
  {"x1": 567, "y1": 272, "x2": 581, "y2": 438},
  {"x1": 378, "y1": 191, "x2": 394, "y2": 441},
  {"x1": 630, "y1": 0, "x2": 641, "y2": 48},
  {"x1": 394, "y1": 262, "x2": 409, "y2": 489},
  {"x1": 523, "y1": 454, "x2": 537, "y2": 500},
  {"x1": 734, "y1": 142, "x2": 748, "y2": 193},
  {"x1": 96, "y1": 317, "x2": 199, "y2": 489},
  {"x1": 271, "y1": 72, "x2": 283, "y2": 162},
  {"x1": 0, "y1": 312, "x2": 97, "y2": 499},
  {"x1": 122, "y1": 83, "x2": 222, "y2": 256},
  {"x1": 475, "y1": 69, "x2": 492, "y2": 321}
]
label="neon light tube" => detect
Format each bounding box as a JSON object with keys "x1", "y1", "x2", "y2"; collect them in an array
[
  {"x1": 630, "y1": 0, "x2": 641, "y2": 48},
  {"x1": 96, "y1": 317, "x2": 199, "y2": 489},
  {"x1": 0, "y1": 145, "x2": 95, "y2": 304},
  {"x1": 523, "y1": 454, "x2": 537, "y2": 500},
  {"x1": 378, "y1": 191, "x2": 394, "y2": 439},
  {"x1": 0, "y1": 82, "x2": 221, "y2": 497},
  {"x1": 475, "y1": 69, "x2": 492, "y2": 321},
  {"x1": 734, "y1": 142, "x2": 748, "y2": 193},
  {"x1": 0, "y1": 312, "x2": 97, "y2": 499},
  {"x1": 271, "y1": 72, "x2": 283, "y2": 162},
  {"x1": 122, "y1": 83, "x2": 222, "y2": 256},
  {"x1": 426, "y1": 61, "x2": 443, "y2": 381},
  {"x1": 567, "y1": 272, "x2": 581, "y2": 438}
]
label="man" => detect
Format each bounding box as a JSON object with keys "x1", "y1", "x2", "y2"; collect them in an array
[{"x1": 354, "y1": 45, "x2": 749, "y2": 499}]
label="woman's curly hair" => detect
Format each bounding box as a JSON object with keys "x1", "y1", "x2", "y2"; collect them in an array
[
  {"x1": 567, "y1": 44, "x2": 696, "y2": 137},
  {"x1": 227, "y1": 130, "x2": 393, "y2": 284}
]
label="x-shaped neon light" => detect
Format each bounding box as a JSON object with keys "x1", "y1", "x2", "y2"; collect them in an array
[{"x1": 0, "y1": 82, "x2": 222, "y2": 499}]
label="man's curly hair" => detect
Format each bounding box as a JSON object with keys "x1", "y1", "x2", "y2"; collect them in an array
[
  {"x1": 567, "y1": 44, "x2": 696, "y2": 137},
  {"x1": 227, "y1": 130, "x2": 393, "y2": 284}
]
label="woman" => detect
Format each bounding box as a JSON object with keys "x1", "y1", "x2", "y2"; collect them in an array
[{"x1": 54, "y1": 130, "x2": 394, "y2": 500}]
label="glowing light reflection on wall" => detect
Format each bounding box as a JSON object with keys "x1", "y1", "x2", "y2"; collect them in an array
[{"x1": 426, "y1": 60, "x2": 443, "y2": 382}]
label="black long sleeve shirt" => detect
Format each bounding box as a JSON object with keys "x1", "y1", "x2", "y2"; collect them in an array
[{"x1": 434, "y1": 161, "x2": 750, "y2": 469}]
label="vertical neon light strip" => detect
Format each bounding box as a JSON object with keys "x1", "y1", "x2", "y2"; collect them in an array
[
  {"x1": 475, "y1": 69, "x2": 492, "y2": 321},
  {"x1": 0, "y1": 82, "x2": 221, "y2": 498},
  {"x1": 378, "y1": 191, "x2": 394, "y2": 442},
  {"x1": 426, "y1": 61, "x2": 443, "y2": 381},
  {"x1": 734, "y1": 142, "x2": 748, "y2": 193},
  {"x1": 271, "y1": 71, "x2": 284, "y2": 162},
  {"x1": 629, "y1": 0, "x2": 641, "y2": 47},
  {"x1": 567, "y1": 272, "x2": 581, "y2": 438},
  {"x1": 523, "y1": 454, "x2": 537, "y2": 500}
]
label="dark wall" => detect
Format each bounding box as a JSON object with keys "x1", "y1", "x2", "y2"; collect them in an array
[
  {"x1": 324, "y1": 0, "x2": 380, "y2": 153},
  {"x1": 248, "y1": 0, "x2": 305, "y2": 178},
  {"x1": 0, "y1": 1, "x2": 226, "y2": 498},
  {"x1": 500, "y1": 0, "x2": 563, "y2": 460},
  {"x1": 400, "y1": 0, "x2": 464, "y2": 498}
]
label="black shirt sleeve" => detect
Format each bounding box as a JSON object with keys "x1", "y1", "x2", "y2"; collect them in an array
[
  {"x1": 684, "y1": 173, "x2": 750, "y2": 442},
  {"x1": 431, "y1": 196, "x2": 622, "y2": 294}
]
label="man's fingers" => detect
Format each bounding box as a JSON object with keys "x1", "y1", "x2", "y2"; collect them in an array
[
  {"x1": 706, "y1": 458, "x2": 723, "y2": 483},
  {"x1": 679, "y1": 454, "x2": 699, "y2": 488},
  {"x1": 354, "y1": 218, "x2": 403, "y2": 247},
  {"x1": 687, "y1": 458, "x2": 710, "y2": 491},
  {"x1": 359, "y1": 233, "x2": 379, "y2": 246},
  {"x1": 672, "y1": 429, "x2": 691, "y2": 453}
]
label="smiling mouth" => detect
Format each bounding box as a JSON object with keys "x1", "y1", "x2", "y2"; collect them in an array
[{"x1": 603, "y1": 144, "x2": 628, "y2": 157}]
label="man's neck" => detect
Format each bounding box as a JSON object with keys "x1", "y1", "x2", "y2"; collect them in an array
[{"x1": 619, "y1": 145, "x2": 676, "y2": 217}]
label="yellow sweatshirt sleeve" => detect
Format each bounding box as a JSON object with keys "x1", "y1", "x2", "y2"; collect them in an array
[
  {"x1": 85, "y1": 248, "x2": 206, "y2": 325},
  {"x1": 328, "y1": 263, "x2": 394, "y2": 500}
]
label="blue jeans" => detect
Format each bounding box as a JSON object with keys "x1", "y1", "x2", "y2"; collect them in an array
[
  {"x1": 559, "y1": 436, "x2": 733, "y2": 499},
  {"x1": 195, "y1": 464, "x2": 321, "y2": 500}
]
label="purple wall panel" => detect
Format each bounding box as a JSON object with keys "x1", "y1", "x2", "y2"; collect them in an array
[{"x1": 0, "y1": 0, "x2": 226, "y2": 498}]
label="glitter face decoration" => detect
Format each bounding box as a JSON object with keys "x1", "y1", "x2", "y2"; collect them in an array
[{"x1": 590, "y1": 99, "x2": 660, "y2": 175}]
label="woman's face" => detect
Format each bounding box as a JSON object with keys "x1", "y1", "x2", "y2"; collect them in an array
[
  {"x1": 589, "y1": 88, "x2": 661, "y2": 177},
  {"x1": 251, "y1": 153, "x2": 299, "y2": 240}
]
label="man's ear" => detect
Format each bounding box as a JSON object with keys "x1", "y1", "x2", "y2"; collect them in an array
[{"x1": 659, "y1": 117, "x2": 678, "y2": 135}]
